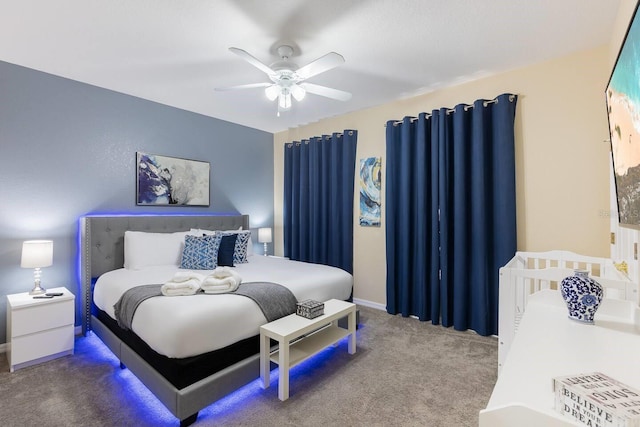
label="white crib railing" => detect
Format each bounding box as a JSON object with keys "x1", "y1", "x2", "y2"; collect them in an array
[{"x1": 498, "y1": 250, "x2": 636, "y2": 373}]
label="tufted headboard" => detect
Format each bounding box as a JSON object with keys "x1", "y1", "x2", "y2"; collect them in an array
[{"x1": 79, "y1": 214, "x2": 249, "y2": 334}]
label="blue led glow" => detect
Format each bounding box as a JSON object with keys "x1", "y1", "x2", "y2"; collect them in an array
[
  {"x1": 74, "y1": 212, "x2": 338, "y2": 423},
  {"x1": 81, "y1": 211, "x2": 241, "y2": 217},
  {"x1": 78, "y1": 331, "x2": 354, "y2": 424},
  {"x1": 78, "y1": 333, "x2": 176, "y2": 424},
  {"x1": 75, "y1": 219, "x2": 83, "y2": 297}
]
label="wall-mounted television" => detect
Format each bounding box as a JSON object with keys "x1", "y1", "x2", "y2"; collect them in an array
[{"x1": 607, "y1": 1, "x2": 640, "y2": 227}]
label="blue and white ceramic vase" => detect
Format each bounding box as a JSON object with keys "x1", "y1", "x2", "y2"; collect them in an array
[{"x1": 560, "y1": 269, "x2": 603, "y2": 323}]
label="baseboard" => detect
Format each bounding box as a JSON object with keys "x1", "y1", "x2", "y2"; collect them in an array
[
  {"x1": 0, "y1": 342, "x2": 7, "y2": 354},
  {"x1": 353, "y1": 297, "x2": 385, "y2": 311}
]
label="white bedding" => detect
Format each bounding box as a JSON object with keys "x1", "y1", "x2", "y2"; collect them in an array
[{"x1": 93, "y1": 255, "x2": 352, "y2": 358}]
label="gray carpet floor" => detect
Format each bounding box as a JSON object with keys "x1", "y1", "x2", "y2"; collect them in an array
[{"x1": 0, "y1": 306, "x2": 498, "y2": 426}]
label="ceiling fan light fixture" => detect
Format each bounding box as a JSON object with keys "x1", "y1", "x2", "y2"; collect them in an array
[
  {"x1": 222, "y1": 45, "x2": 351, "y2": 115},
  {"x1": 278, "y1": 92, "x2": 292, "y2": 110},
  {"x1": 291, "y1": 84, "x2": 306, "y2": 102},
  {"x1": 265, "y1": 85, "x2": 279, "y2": 101}
]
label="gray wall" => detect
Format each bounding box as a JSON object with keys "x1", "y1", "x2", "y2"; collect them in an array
[{"x1": 0, "y1": 61, "x2": 274, "y2": 343}]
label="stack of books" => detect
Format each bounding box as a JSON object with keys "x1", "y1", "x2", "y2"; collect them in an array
[{"x1": 553, "y1": 372, "x2": 640, "y2": 427}]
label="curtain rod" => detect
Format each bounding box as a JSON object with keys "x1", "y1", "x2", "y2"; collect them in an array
[
  {"x1": 285, "y1": 130, "x2": 355, "y2": 147},
  {"x1": 385, "y1": 94, "x2": 516, "y2": 127}
]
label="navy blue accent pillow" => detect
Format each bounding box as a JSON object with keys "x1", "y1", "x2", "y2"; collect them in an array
[
  {"x1": 217, "y1": 233, "x2": 238, "y2": 267},
  {"x1": 220, "y1": 230, "x2": 251, "y2": 264}
]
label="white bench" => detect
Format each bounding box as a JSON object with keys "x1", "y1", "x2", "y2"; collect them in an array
[{"x1": 259, "y1": 299, "x2": 356, "y2": 400}]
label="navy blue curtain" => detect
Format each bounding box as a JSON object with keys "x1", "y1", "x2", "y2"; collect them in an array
[
  {"x1": 283, "y1": 131, "x2": 357, "y2": 273},
  {"x1": 385, "y1": 93, "x2": 517, "y2": 336}
]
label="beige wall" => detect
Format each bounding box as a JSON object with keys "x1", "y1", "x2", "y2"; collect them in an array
[
  {"x1": 610, "y1": 0, "x2": 638, "y2": 68},
  {"x1": 274, "y1": 45, "x2": 613, "y2": 307}
]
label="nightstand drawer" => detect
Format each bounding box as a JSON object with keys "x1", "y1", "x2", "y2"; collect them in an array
[
  {"x1": 11, "y1": 325, "x2": 74, "y2": 365},
  {"x1": 11, "y1": 299, "x2": 74, "y2": 337},
  {"x1": 6, "y1": 287, "x2": 75, "y2": 372}
]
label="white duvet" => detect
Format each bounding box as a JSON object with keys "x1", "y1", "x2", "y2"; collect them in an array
[{"x1": 93, "y1": 255, "x2": 352, "y2": 358}]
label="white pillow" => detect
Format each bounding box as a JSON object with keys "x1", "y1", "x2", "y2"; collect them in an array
[
  {"x1": 124, "y1": 230, "x2": 190, "y2": 270},
  {"x1": 247, "y1": 236, "x2": 254, "y2": 256},
  {"x1": 190, "y1": 228, "x2": 216, "y2": 236}
]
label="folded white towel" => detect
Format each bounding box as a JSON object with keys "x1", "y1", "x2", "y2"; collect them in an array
[
  {"x1": 211, "y1": 267, "x2": 235, "y2": 279},
  {"x1": 161, "y1": 278, "x2": 201, "y2": 296},
  {"x1": 170, "y1": 271, "x2": 206, "y2": 283},
  {"x1": 201, "y1": 274, "x2": 241, "y2": 294},
  {"x1": 210, "y1": 267, "x2": 242, "y2": 283},
  {"x1": 201, "y1": 283, "x2": 235, "y2": 292}
]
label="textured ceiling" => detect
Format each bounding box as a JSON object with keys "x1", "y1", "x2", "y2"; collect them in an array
[{"x1": 0, "y1": 0, "x2": 621, "y2": 133}]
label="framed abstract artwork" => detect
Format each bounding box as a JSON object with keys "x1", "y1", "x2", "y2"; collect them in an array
[
  {"x1": 136, "y1": 152, "x2": 210, "y2": 206},
  {"x1": 359, "y1": 156, "x2": 381, "y2": 226}
]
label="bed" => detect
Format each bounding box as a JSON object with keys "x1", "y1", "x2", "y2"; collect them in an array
[{"x1": 79, "y1": 214, "x2": 353, "y2": 426}]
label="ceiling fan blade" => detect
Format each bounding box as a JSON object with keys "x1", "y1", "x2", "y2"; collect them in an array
[
  {"x1": 296, "y1": 52, "x2": 345, "y2": 80},
  {"x1": 228, "y1": 47, "x2": 276, "y2": 76},
  {"x1": 214, "y1": 82, "x2": 272, "y2": 91},
  {"x1": 299, "y1": 82, "x2": 352, "y2": 101}
]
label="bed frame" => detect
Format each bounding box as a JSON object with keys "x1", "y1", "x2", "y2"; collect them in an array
[{"x1": 80, "y1": 214, "x2": 253, "y2": 426}]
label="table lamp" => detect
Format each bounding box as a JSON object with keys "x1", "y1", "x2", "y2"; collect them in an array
[
  {"x1": 258, "y1": 228, "x2": 272, "y2": 256},
  {"x1": 21, "y1": 240, "x2": 53, "y2": 295}
]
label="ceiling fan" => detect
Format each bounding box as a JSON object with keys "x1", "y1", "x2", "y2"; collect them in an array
[{"x1": 215, "y1": 45, "x2": 352, "y2": 115}]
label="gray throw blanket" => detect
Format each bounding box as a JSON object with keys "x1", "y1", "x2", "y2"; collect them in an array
[
  {"x1": 233, "y1": 282, "x2": 298, "y2": 322},
  {"x1": 113, "y1": 284, "x2": 163, "y2": 330},
  {"x1": 113, "y1": 282, "x2": 297, "y2": 331}
]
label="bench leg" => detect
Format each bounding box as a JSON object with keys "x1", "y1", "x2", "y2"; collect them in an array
[
  {"x1": 260, "y1": 333, "x2": 271, "y2": 389},
  {"x1": 348, "y1": 310, "x2": 356, "y2": 354},
  {"x1": 278, "y1": 339, "x2": 290, "y2": 401}
]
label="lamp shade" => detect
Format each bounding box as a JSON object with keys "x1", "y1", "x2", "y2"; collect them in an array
[
  {"x1": 258, "y1": 228, "x2": 272, "y2": 243},
  {"x1": 291, "y1": 84, "x2": 306, "y2": 101},
  {"x1": 21, "y1": 240, "x2": 53, "y2": 268},
  {"x1": 265, "y1": 85, "x2": 279, "y2": 101},
  {"x1": 278, "y1": 92, "x2": 292, "y2": 110}
]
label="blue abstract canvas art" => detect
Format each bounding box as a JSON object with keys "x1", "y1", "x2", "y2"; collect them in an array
[
  {"x1": 359, "y1": 157, "x2": 381, "y2": 226},
  {"x1": 136, "y1": 152, "x2": 210, "y2": 206}
]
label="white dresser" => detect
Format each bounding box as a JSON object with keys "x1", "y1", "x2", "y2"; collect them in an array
[
  {"x1": 480, "y1": 289, "x2": 640, "y2": 426},
  {"x1": 6, "y1": 286, "x2": 75, "y2": 372}
]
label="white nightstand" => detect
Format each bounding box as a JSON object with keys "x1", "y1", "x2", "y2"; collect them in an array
[{"x1": 6, "y1": 286, "x2": 75, "y2": 372}]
